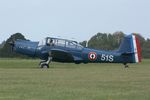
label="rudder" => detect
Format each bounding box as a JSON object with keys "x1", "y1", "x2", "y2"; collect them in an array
[
  {"x1": 118, "y1": 34, "x2": 142, "y2": 63},
  {"x1": 131, "y1": 34, "x2": 142, "y2": 63}
]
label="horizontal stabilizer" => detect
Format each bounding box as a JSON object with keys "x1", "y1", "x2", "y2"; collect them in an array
[{"x1": 121, "y1": 52, "x2": 134, "y2": 55}]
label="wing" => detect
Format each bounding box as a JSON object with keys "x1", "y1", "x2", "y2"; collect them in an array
[{"x1": 50, "y1": 49, "x2": 74, "y2": 62}]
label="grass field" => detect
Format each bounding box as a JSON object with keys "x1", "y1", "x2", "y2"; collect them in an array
[{"x1": 0, "y1": 59, "x2": 150, "y2": 100}]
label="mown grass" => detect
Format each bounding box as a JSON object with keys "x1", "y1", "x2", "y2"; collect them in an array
[{"x1": 0, "y1": 59, "x2": 150, "y2": 100}]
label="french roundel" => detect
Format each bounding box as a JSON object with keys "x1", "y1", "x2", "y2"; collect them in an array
[{"x1": 88, "y1": 52, "x2": 97, "y2": 60}]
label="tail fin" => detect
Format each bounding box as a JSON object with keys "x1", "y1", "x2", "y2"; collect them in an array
[{"x1": 118, "y1": 34, "x2": 142, "y2": 63}]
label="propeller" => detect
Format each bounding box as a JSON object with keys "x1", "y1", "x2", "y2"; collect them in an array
[{"x1": 8, "y1": 39, "x2": 15, "y2": 52}]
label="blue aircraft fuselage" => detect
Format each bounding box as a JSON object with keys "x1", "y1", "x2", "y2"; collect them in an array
[{"x1": 13, "y1": 34, "x2": 141, "y2": 68}]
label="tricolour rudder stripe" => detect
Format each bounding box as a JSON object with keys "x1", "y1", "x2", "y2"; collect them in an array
[
  {"x1": 132, "y1": 35, "x2": 138, "y2": 63},
  {"x1": 135, "y1": 35, "x2": 142, "y2": 62},
  {"x1": 132, "y1": 34, "x2": 142, "y2": 63}
]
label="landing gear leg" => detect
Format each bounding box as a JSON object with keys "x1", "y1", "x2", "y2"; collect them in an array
[
  {"x1": 40, "y1": 57, "x2": 52, "y2": 68},
  {"x1": 124, "y1": 63, "x2": 129, "y2": 68},
  {"x1": 39, "y1": 60, "x2": 46, "y2": 66}
]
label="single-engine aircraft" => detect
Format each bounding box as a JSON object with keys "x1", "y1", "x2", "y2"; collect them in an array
[{"x1": 9, "y1": 34, "x2": 141, "y2": 68}]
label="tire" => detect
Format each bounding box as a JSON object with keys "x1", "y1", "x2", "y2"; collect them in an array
[
  {"x1": 75, "y1": 62, "x2": 81, "y2": 64},
  {"x1": 41, "y1": 64, "x2": 49, "y2": 69},
  {"x1": 125, "y1": 65, "x2": 129, "y2": 68}
]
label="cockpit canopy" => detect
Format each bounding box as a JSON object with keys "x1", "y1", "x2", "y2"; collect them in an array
[{"x1": 39, "y1": 37, "x2": 83, "y2": 50}]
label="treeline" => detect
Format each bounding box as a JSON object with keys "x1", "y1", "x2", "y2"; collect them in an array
[
  {"x1": 80, "y1": 32, "x2": 150, "y2": 58},
  {"x1": 0, "y1": 32, "x2": 150, "y2": 58},
  {"x1": 0, "y1": 33, "x2": 28, "y2": 58}
]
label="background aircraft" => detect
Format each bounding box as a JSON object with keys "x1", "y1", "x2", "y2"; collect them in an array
[{"x1": 9, "y1": 34, "x2": 141, "y2": 68}]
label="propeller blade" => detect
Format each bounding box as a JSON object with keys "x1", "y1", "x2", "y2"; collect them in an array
[
  {"x1": 8, "y1": 40, "x2": 15, "y2": 52},
  {"x1": 8, "y1": 41, "x2": 14, "y2": 46}
]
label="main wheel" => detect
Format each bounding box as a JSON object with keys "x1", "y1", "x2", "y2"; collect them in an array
[
  {"x1": 125, "y1": 65, "x2": 129, "y2": 68},
  {"x1": 41, "y1": 64, "x2": 49, "y2": 68},
  {"x1": 123, "y1": 63, "x2": 129, "y2": 68}
]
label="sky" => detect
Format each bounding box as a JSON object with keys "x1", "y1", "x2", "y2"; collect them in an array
[{"x1": 0, "y1": 0, "x2": 150, "y2": 43}]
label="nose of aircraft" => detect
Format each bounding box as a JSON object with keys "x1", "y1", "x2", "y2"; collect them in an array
[{"x1": 9, "y1": 40, "x2": 39, "y2": 57}]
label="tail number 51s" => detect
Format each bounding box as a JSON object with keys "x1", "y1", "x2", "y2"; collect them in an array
[{"x1": 101, "y1": 54, "x2": 114, "y2": 62}]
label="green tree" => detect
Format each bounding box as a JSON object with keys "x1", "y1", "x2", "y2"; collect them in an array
[
  {"x1": 80, "y1": 41, "x2": 87, "y2": 47},
  {"x1": 87, "y1": 32, "x2": 125, "y2": 50},
  {"x1": 142, "y1": 39, "x2": 150, "y2": 58},
  {"x1": 0, "y1": 33, "x2": 26, "y2": 58},
  {"x1": 0, "y1": 41, "x2": 5, "y2": 49},
  {"x1": 112, "y1": 31, "x2": 125, "y2": 49}
]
